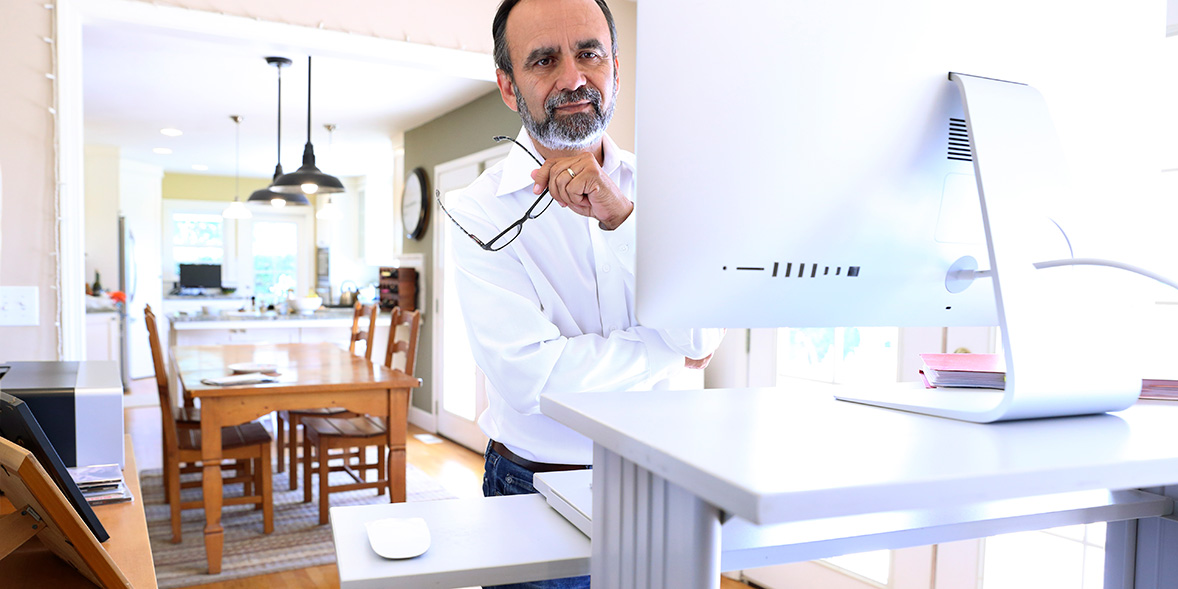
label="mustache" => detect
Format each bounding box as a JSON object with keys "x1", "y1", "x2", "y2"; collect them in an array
[{"x1": 545, "y1": 86, "x2": 603, "y2": 116}]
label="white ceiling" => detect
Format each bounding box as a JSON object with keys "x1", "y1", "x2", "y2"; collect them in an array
[
  {"x1": 84, "y1": 1, "x2": 1178, "y2": 181},
  {"x1": 82, "y1": 7, "x2": 498, "y2": 179}
]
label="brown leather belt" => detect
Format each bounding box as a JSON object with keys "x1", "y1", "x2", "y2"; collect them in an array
[{"x1": 490, "y1": 440, "x2": 591, "y2": 473}]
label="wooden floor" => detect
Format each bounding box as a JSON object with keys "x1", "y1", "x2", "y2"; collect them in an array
[{"x1": 125, "y1": 378, "x2": 752, "y2": 589}]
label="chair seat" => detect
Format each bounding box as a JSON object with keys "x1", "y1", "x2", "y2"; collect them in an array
[
  {"x1": 303, "y1": 415, "x2": 387, "y2": 439},
  {"x1": 280, "y1": 407, "x2": 350, "y2": 418},
  {"x1": 178, "y1": 421, "x2": 273, "y2": 451}
]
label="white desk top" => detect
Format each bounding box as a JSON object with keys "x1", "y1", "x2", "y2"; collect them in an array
[
  {"x1": 540, "y1": 388, "x2": 1178, "y2": 525},
  {"x1": 331, "y1": 495, "x2": 589, "y2": 588}
]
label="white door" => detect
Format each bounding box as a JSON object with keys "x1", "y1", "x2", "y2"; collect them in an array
[{"x1": 432, "y1": 145, "x2": 510, "y2": 453}]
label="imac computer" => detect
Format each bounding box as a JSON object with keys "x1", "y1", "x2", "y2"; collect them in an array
[
  {"x1": 179, "y1": 263, "x2": 222, "y2": 291},
  {"x1": 634, "y1": 1, "x2": 1165, "y2": 422}
]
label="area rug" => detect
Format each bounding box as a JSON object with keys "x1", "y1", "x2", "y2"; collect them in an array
[{"x1": 140, "y1": 464, "x2": 456, "y2": 588}]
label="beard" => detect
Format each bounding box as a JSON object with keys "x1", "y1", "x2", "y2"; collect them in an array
[{"x1": 515, "y1": 82, "x2": 616, "y2": 151}]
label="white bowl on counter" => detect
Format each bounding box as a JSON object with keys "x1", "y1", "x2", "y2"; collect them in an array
[{"x1": 290, "y1": 296, "x2": 323, "y2": 314}]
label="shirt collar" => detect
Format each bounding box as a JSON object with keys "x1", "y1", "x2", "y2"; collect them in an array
[{"x1": 494, "y1": 126, "x2": 630, "y2": 198}]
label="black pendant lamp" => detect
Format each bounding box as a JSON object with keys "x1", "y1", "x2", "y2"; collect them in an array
[
  {"x1": 270, "y1": 56, "x2": 344, "y2": 196},
  {"x1": 248, "y1": 56, "x2": 310, "y2": 207}
]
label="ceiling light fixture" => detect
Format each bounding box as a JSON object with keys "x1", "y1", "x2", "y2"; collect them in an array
[
  {"x1": 152, "y1": 147, "x2": 172, "y2": 155},
  {"x1": 247, "y1": 56, "x2": 309, "y2": 207},
  {"x1": 222, "y1": 115, "x2": 252, "y2": 219},
  {"x1": 270, "y1": 56, "x2": 344, "y2": 196},
  {"x1": 160, "y1": 127, "x2": 183, "y2": 137},
  {"x1": 191, "y1": 164, "x2": 208, "y2": 171}
]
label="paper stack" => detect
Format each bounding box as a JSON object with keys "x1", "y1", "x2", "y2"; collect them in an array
[
  {"x1": 919, "y1": 353, "x2": 1006, "y2": 389},
  {"x1": 68, "y1": 463, "x2": 133, "y2": 505}
]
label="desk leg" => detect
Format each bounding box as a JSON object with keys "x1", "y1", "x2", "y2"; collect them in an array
[
  {"x1": 591, "y1": 445, "x2": 721, "y2": 589},
  {"x1": 200, "y1": 406, "x2": 225, "y2": 574}
]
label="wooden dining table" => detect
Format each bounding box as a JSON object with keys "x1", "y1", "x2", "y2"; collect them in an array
[{"x1": 171, "y1": 342, "x2": 420, "y2": 575}]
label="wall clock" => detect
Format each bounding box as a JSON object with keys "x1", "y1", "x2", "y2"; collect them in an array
[{"x1": 402, "y1": 167, "x2": 429, "y2": 240}]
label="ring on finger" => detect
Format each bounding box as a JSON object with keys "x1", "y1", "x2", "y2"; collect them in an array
[{"x1": 566, "y1": 167, "x2": 576, "y2": 179}]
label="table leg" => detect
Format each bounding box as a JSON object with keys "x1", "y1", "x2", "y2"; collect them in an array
[
  {"x1": 388, "y1": 387, "x2": 408, "y2": 502},
  {"x1": 389, "y1": 447, "x2": 406, "y2": 503},
  {"x1": 591, "y1": 444, "x2": 721, "y2": 589},
  {"x1": 200, "y1": 406, "x2": 225, "y2": 575},
  {"x1": 276, "y1": 412, "x2": 286, "y2": 474}
]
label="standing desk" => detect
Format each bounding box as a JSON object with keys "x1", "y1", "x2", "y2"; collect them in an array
[{"x1": 540, "y1": 388, "x2": 1178, "y2": 589}]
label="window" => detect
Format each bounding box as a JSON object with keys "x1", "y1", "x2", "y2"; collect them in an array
[
  {"x1": 170, "y1": 212, "x2": 224, "y2": 274},
  {"x1": 251, "y1": 220, "x2": 301, "y2": 305},
  {"x1": 162, "y1": 200, "x2": 312, "y2": 300},
  {"x1": 777, "y1": 327, "x2": 900, "y2": 385}
]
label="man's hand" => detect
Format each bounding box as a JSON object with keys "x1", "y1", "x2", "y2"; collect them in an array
[
  {"x1": 685, "y1": 353, "x2": 714, "y2": 370},
  {"x1": 531, "y1": 154, "x2": 633, "y2": 230}
]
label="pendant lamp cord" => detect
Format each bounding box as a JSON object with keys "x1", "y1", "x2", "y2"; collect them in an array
[
  {"x1": 276, "y1": 62, "x2": 283, "y2": 178},
  {"x1": 306, "y1": 56, "x2": 313, "y2": 146}
]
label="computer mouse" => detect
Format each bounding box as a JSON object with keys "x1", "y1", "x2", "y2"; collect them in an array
[{"x1": 365, "y1": 516, "x2": 430, "y2": 559}]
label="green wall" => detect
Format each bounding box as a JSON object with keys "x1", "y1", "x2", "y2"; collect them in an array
[
  {"x1": 161, "y1": 172, "x2": 272, "y2": 201},
  {"x1": 403, "y1": 90, "x2": 520, "y2": 415}
]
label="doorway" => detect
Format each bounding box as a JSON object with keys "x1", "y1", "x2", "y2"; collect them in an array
[{"x1": 431, "y1": 144, "x2": 510, "y2": 453}]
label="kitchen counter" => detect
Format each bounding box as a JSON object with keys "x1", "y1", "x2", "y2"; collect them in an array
[
  {"x1": 164, "y1": 294, "x2": 249, "y2": 300},
  {"x1": 168, "y1": 308, "x2": 393, "y2": 362},
  {"x1": 170, "y1": 308, "x2": 357, "y2": 328},
  {"x1": 167, "y1": 307, "x2": 389, "y2": 359}
]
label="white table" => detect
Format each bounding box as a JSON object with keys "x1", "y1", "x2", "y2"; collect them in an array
[{"x1": 540, "y1": 388, "x2": 1178, "y2": 589}]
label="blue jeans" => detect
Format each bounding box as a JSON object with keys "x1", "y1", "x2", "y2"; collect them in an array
[{"x1": 482, "y1": 441, "x2": 590, "y2": 589}]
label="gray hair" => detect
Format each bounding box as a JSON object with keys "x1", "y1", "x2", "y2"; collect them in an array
[{"x1": 492, "y1": 0, "x2": 618, "y2": 78}]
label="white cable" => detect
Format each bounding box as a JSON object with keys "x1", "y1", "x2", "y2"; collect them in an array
[
  {"x1": 1033, "y1": 258, "x2": 1178, "y2": 292},
  {"x1": 48, "y1": 3, "x2": 62, "y2": 358}
]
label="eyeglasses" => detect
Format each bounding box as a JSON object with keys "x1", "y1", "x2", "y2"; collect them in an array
[{"x1": 435, "y1": 135, "x2": 554, "y2": 252}]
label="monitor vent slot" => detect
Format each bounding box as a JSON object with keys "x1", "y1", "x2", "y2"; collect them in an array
[
  {"x1": 724, "y1": 264, "x2": 860, "y2": 278},
  {"x1": 948, "y1": 118, "x2": 972, "y2": 162}
]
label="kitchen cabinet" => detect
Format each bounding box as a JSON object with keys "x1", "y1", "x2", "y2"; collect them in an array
[
  {"x1": 168, "y1": 310, "x2": 391, "y2": 359},
  {"x1": 86, "y1": 312, "x2": 120, "y2": 363}
]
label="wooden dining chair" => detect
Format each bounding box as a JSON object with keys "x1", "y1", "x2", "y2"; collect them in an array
[
  {"x1": 348, "y1": 301, "x2": 379, "y2": 361},
  {"x1": 145, "y1": 304, "x2": 202, "y2": 498},
  {"x1": 302, "y1": 307, "x2": 421, "y2": 524},
  {"x1": 275, "y1": 301, "x2": 376, "y2": 489},
  {"x1": 144, "y1": 304, "x2": 275, "y2": 542}
]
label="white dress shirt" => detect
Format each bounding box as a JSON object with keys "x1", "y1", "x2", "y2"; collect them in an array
[{"x1": 448, "y1": 130, "x2": 723, "y2": 465}]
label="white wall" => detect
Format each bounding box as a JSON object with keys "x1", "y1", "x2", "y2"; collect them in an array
[
  {"x1": 84, "y1": 145, "x2": 121, "y2": 290},
  {"x1": 0, "y1": 0, "x2": 60, "y2": 359}
]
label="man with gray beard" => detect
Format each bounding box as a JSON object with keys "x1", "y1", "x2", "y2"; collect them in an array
[{"x1": 439, "y1": 3, "x2": 723, "y2": 585}]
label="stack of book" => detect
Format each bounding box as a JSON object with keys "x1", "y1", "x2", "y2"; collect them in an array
[
  {"x1": 919, "y1": 353, "x2": 1006, "y2": 389},
  {"x1": 67, "y1": 464, "x2": 132, "y2": 505},
  {"x1": 919, "y1": 353, "x2": 1176, "y2": 401},
  {"x1": 1141, "y1": 379, "x2": 1178, "y2": 401}
]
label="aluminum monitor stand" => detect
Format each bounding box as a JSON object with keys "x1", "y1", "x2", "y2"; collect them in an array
[{"x1": 835, "y1": 73, "x2": 1142, "y2": 423}]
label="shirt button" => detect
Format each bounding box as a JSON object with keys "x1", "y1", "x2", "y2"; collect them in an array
[
  {"x1": 618, "y1": 244, "x2": 629, "y2": 253},
  {"x1": 601, "y1": 264, "x2": 611, "y2": 273}
]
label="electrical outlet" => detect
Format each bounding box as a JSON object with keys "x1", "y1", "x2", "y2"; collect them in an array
[{"x1": 0, "y1": 286, "x2": 39, "y2": 326}]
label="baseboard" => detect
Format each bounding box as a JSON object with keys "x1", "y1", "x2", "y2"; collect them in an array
[{"x1": 408, "y1": 405, "x2": 436, "y2": 432}]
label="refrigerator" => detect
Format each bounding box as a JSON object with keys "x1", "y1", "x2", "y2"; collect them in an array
[{"x1": 118, "y1": 215, "x2": 157, "y2": 384}]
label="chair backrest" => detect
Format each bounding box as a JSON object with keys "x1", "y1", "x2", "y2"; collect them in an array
[
  {"x1": 348, "y1": 301, "x2": 379, "y2": 360},
  {"x1": 143, "y1": 304, "x2": 179, "y2": 448},
  {"x1": 384, "y1": 307, "x2": 422, "y2": 377}
]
